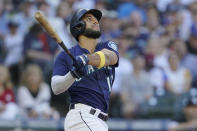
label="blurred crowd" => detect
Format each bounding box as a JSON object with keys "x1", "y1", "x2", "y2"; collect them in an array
[{"x1": 1, "y1": 0, "x2": 197, "y2": 127}]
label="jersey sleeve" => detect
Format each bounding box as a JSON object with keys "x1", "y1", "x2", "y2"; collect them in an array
[
  {"x1": 103, "y1": 40, "x2": 119, "y2": 67},
  {"x1": 52, "y1": 51, "x2": 70, "y2": 76}
]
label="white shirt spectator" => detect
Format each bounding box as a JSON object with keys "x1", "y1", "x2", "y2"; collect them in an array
[
  {"x1": 149, "y1": 67, "x2": 166, "y2": 96},
  {"x1": 17, "y1": 82, "x2": 52, "y2": 116},
  {"x1": 165, "y1": 67, "x2": 190, "y2": 94},
  {"x1": 154, "y1": 50, "x2": 169, "y2": 70},
  {"x1": 112, "y1": 57, "x2": 133, "y2": 93},
  {"x1": 0, "y1": 102, "x2": 19, "y2": 120},
  {"x1": 4, "y1": 32, "x2": 23, "y2": 66}
]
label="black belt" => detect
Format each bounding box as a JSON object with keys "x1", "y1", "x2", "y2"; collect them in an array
[{"x1": 69, "y1": 104, "x2": 108, "y2": 121}]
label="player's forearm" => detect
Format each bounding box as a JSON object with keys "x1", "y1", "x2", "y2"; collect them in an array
[
  {"x1": 87, "y1": 49, "x2": 118, "y2": 67},
  {"x1": 51, "y1": 72, "x2": 76, "y2": 95}
]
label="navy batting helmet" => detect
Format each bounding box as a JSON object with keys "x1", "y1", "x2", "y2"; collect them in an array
[{"x1": 70, "y1": 9, "x2": 102, "y2": 41}]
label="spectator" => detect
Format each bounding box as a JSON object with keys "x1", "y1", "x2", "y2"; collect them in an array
[
  {"x1": 14, "y1": 0, "x2": 35, "y2": 35},
  {"x1": 170, "y1": 88, "x2": 197, "y2": 131},
  {"x1": 164, "y1": 1, "x2": 192, "y2": 40},
  {"x1": 129, "y1": 11, "x2": 149, "y2": 50},
  {"x1": 164, "y1": 51, "x2": 191, "y2": 120},
  {"x1": 149, "y1": 64, "x2": 167, "y2": 97},
  {"x1": 23, "y1": 23, "x2": 59, "y2": 83},
  {"x1": 45, "y1": 0, "x2": 61, "y2": 16},
  {"x1": 145, "y1": 4, "x2": 164, "y2": 38},
  {"x1": 37, "y1": 1, "x2": 50, "y2": 17},
  {"x1": 121, "y1": 51, "x2": 153, "y2": 118},
  {"x1": 172, "y1": 38, "x2": 197, "y2": 88},
  {"x1": 0, "y1": 0, "x2": 8, "y2": 35},
  {"x1": 113, "y1": 35, "x2": 133, "y2": 93},
  {"x1": 56, "y1": 1, "x2": 72, "y2": 24},
  {"x1": 4, "y1": 21, "x2": 24, "y2": 86},
  {"x1": 48, "y1": 1, "x2": 73, "y2": 49},
  {"x1": 0, "y1": 65, "x2": 19, "y2": 120},
  {"x1": 0, "y1": 0, "x2": 6, "y2": 64},
  {"x1": 165, "y1": 51, "x2": 191, "y2": 95},
  {"x1": 109, "y1": 35, "x2": 133, "y2": 118},
  {"x1": 17, "y1": 64, "x2": 59, "y2": 119},
  {"x1": 186, "y1": 23, "x2": 197, "y2": 55},
  {"x1": 121, "y1": 22, "x2": 148, "y2": 52},
  {"x1": 145, "y1": 36, "x2": 170, "y2": 71}
]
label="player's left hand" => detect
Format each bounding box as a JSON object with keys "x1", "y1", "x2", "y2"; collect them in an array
[
  {"x1": 75, "y1": 54, "x2": 89, "y2": 68},
  {"x1": 70, "y1": 54, "x2": 89, "y2": 79}
]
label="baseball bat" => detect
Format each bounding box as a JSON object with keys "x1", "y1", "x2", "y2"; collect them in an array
[{"x1": 34, "y1": 11, "x2": 76, "y2": 62}]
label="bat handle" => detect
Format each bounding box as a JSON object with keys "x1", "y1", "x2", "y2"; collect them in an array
[{"x1": 59, "y1": 42, "x2": 76, "y2": 62}]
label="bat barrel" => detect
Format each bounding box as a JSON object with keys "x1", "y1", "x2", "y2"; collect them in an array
[
  {"x1": 34, "y1": 11, "x2": 76, "y2": 62},
  {"x1": 34, "y1": 11, "x2": 62, "y2": 44},
  {"x1": 34, "y1": 11, "x2": 42, "y2": 19}
]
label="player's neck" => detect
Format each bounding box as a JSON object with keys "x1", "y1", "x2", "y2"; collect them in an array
[{"x1": 79, "y1": 36, "x2": 97, "y2": 53}]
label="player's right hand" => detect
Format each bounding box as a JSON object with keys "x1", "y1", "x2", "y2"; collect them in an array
[{"x1": 70, "y1": 54, "x2": 89, "y2": 79}]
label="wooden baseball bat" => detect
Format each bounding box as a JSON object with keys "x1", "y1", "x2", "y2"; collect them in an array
[{"x1": 34, "y1": 11, "x2": 76, "y2": 62}]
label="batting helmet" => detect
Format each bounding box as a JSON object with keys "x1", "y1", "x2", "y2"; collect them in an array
[{"x1": 70, "y1": 9, "x2": 102, "y2": 41}]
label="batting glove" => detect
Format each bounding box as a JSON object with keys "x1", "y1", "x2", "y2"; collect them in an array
[{"x1": 70, "y1": 54, "x2": 89, "y2": 79}]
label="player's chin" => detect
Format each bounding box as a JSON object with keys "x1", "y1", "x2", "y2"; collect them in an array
[
  {"x1": 94, "y1": 27, "x2": 101, "y2": 32},
  {"x1": 92, "y1": 26, "x2": 100, "y2": 31}
]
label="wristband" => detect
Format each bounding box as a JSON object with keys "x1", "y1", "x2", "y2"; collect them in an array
[{"x1": 95, "y1": 51, "x2": 105, "y2": 68}]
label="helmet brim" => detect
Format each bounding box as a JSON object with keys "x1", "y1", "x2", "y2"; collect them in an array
[{"x1": 82, "y1": 9, "x2": 102, "y2": 22}]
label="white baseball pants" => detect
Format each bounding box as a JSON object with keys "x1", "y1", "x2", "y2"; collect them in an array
[{"x1": 64, "y1": 103, "x2": 108, "y2": 131}]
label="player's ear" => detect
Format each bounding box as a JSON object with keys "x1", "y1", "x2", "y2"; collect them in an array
[{"x1": 74, "y1": 21, "x2": 86, "y2": 31}]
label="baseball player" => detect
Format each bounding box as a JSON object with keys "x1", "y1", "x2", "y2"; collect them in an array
[{"x1": 51, "y1": 8, "x2": 119, "y2": 131}]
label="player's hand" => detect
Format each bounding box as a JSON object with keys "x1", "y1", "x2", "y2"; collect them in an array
[
  {"x1": 70, "y1": 54, "x2": 89, "y2": 79},
  {"x1": 75, "y1": 54, "x2": 89, "y2": 67}
]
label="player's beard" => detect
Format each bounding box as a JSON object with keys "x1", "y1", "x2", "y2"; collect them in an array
[{"x1": 83, "y1": 28, "x2": 101, "y2": 39}]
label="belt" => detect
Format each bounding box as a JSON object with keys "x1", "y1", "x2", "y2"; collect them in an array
[{"x1": 69, "y1": 103, "x2": 108, "y2": 121}]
